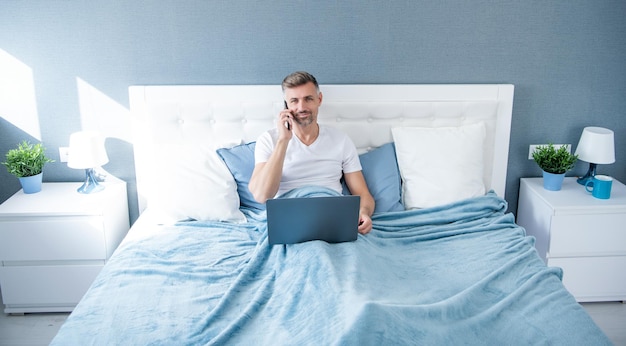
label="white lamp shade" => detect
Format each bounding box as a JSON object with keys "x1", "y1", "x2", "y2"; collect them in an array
[
  {"x1": 67, "y1": 131, "x2": 109, "y2": 169},
  {"x1": 574, "y1": 126, "x2": 615, "y2": 164}
]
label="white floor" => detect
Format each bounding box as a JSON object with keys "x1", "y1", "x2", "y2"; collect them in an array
[
  {"x1": 0, "y1": 294, "x2": 624, "y2": 346},
  {"x1": 0, "y1": 290, "x2": 67, "y2": 346},
  {"x1": 583, "y1": 301, "x2": 626, "y2": 345},
  {"x1": 0, "y1": 311, "x2": 67, "y2": 346}
]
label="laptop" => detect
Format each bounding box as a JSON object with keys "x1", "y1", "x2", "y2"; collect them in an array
[{"x1": 266, "y1": 195, "x2": 361, "y2": 245}]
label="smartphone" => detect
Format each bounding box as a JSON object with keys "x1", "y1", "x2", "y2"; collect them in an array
[{"x1": 283, "y1": 101, "x2": 291, "y2": 130}]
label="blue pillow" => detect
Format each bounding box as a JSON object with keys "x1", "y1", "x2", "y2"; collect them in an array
[
  {"x1": 216, "y1": 142, "x2": 265, "y2": 211},
  {"x1": 342, "y1": 142, "x2": 404, "y2": 214}
]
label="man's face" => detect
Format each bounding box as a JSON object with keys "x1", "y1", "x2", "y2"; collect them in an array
[{"x1": 284, "y1": 82, "x2": 323, "y2": 128}]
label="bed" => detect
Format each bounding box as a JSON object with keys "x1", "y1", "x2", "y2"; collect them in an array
[{"x1": 51, "y1": 84, "x2": 610, "y2": 345}]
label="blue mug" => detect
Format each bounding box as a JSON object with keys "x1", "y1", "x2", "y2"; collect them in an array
[{"x1": 585, "y1": 175, "x2": 613, "y2": 199}]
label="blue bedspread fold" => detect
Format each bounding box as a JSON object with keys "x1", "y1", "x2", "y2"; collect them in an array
[{"x1": 52, "y1": 187, "x2": 610, "y2": 345}]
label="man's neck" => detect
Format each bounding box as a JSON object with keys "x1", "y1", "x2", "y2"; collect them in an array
[{"x1": 295, "y1": 123, "x2": 320, "y2": 146}]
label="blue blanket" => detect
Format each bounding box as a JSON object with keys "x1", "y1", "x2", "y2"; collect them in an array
[{"x1": 52, "y1": 187, "x2": 610, "y2": 345}]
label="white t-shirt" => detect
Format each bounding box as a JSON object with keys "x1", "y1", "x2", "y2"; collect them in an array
[{"x1": 255, "y1": 125, "x2": 362, "y2": 197}]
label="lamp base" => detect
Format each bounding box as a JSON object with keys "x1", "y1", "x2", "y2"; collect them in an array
[
  {"x1": 576, "y1": 163, "x2": 597, "y2": 186},
  {"x1": 77, "y1": 168, "x2": 105, "y2": 194}
]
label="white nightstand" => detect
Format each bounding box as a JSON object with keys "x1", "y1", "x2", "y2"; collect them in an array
[
  {"x1": 517, "y1": 177, "x2": 626, "y2": 302},
  {"x1": 0, "y1": 182, "x2": 129, "y2": 313}
]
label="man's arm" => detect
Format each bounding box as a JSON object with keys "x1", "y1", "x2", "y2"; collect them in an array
[
  {"x1": 249, "y1": 138, "x2": 289, "y2": 204},
  {"x1": 344, "y1": 171, "x2": 375, "y2": 234},
  {"x1": 249, "y1": 107, "x2": 294, "y2": 203}
]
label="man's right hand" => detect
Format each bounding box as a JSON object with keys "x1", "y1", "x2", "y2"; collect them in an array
[{"x1": 279, "y1": 108, "x2": 293, "y2": 140}]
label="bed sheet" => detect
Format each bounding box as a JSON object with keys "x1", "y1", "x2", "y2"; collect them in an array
[{"x1": 51, "y1": 187, "x2": 610, "y2": 345}]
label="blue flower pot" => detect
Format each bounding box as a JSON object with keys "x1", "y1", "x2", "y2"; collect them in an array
[
  {"x1": 18, "y1": 173, "x2": 43, "y2": 194},
  {"x1": 542, "y1": 171, "x2": 565, "y2": 191}
]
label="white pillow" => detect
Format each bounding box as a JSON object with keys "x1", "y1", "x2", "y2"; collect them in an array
[
  {"x1": 150, "y1": 144, "x2": 246, "y2": 224},
  {"x1": 391, "y1": 122, "x2": 486, "y2": 209}
]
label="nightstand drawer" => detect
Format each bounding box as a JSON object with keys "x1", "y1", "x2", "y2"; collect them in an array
[
  {"x1": 0, "y1": 217, "x2": 106, "y2": 261},
  {"x1": 549, "y1": 213, "x2": 626, "y2": 256},
  {"x1": 0, "y1": 182, "x2": 129, "y2": 313},
  {"x1": 549, "y1": 256, "x2": 626, "y2": 302},
  {"x1": 0, "y1": 264, "x2": 103, "y2": 312}
]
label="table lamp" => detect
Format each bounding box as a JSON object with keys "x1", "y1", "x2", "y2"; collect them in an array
[
  {"x1": 67, "y1": 131, "x2": 109, "y2": 193},
  {"x1": 574, "y1": 126, "x2": 615, "y2": 185}
]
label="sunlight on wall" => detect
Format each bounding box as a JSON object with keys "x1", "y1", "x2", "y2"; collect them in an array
[
  {"x1": 76, "y1": 77, "x2": 131, "y2": 142},
  {"x1": 0, "y1": 49, "x2": 41, "y2": 140}
]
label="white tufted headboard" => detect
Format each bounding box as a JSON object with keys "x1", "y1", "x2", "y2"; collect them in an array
[{"x1": 129, "y1": 84, "x2": 514, "y2": 214}]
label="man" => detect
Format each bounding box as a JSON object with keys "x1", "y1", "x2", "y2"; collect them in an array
[{"x1": 249, "y1": 71, "x2": 375, "y2": 234}]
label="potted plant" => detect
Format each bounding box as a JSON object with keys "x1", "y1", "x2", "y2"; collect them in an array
[
  {"x1": 2, "y1": 141, "x2": 54, "y2": 194},
  {"x1": 532, "y1": 143, "x2": 578, "y2": 191}
]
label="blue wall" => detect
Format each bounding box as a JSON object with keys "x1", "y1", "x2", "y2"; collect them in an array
[{"x1": 1, "y1": 1, "x2": 625, "y2": 223}]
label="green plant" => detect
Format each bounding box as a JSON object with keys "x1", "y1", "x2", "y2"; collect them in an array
[
  {"x1": 532, "y1": 143, "x2": 578, "y2": 174},
  {"x1": 2, "y1": 141, "x2": 54, "y2": 178}
]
